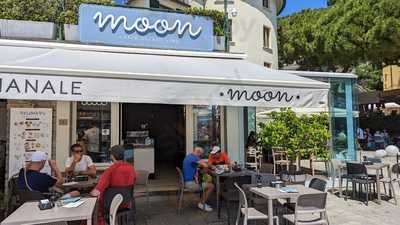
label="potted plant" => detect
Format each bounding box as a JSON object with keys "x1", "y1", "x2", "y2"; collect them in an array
[
  {"x1": 258, "y1": 108, "x2": 331, "y2": 174},
  {"x1": 183, "y1": 7, "x2": 226, "y2": 51},
  {"x1": 59, "y1": 0, "x2": 114, "y2": 41},
  {"x1": 0, "y1": 0, "x2": 58, "y2": 39}
]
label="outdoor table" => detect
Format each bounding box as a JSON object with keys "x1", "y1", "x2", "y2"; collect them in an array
[
  {"x1": 211, "y1": 169, "x2": 255, "y2": 218},
  {"x1": 338, "y1": 162, "x2": 391, "y2": 204},
  {"x1": 250, "y1": 185, "x2": 322, "y2": 225},
  {"x1": 1, "y1": 197, "x2": 98, "y2": 225},
  {"x1": 62, "y1": 177, "x2": 98, "y2": 192}
]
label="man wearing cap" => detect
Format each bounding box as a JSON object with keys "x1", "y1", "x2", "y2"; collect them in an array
[
  {"x1": 18, "y1": 151, "x2": 64, "y2": 193},
  {"x1": 208, "y1": 146, "x2": 231, "y2": 166},
  {"x1": 90, "y1": 145, "x2": 136, "y2": 225}
]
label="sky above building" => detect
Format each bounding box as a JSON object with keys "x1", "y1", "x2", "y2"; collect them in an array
[{"x1": 280, "y1": 0, "x2": 328, "y2": 17}]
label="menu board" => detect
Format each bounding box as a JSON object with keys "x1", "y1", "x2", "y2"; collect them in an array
[{"x1": 8, "y1": 108, "x2": 52, "y2": 177}]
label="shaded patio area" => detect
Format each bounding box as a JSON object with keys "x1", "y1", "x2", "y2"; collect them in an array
[{"x1": 135, "y1": 181, "x2": 400, "y2": 225}]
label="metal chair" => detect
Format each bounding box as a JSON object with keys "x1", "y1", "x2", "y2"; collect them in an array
[
  {"x1": 345, "y1": 162, "x2": 376, "y2": 205},
  {"x1": 234, "y1": 183, "x2": 279, "y2": 225},
  {"x1": 134, "y1": 170, "x2": 150, "y2": 208},
  {"x1": 272, "y1": 147, "x2": 290, "y2": 175},
  {"x1": 109, "y1": 194, "x2": 123, "y2": 225},
  {"x1": 221, "y1": 175, "x2": 252, "y2": 225},
  {"x1": 293, "y1": 193, "x2": 329, "y2": 225},
  {"x1": 309, "y1": 177, "x2": 328, "y2": 192}
]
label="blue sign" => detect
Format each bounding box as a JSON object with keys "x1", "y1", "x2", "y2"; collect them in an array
[{"x1": 79, "y1": 4, "x2": 214, "y2": 51}]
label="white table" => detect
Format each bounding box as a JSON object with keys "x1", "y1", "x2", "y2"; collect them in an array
[
  {"x1": 250, "y1": 185, "x2": 322, "y2": 225},
  {"x1": 1, "y1": 197, "x2": 98, "y2": 225}
]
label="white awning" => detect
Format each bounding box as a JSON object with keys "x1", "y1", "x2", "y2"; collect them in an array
[{"x1": 0, "y1": 39, "x2": 329, "y2": 107}]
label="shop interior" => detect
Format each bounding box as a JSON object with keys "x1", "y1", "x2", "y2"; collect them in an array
[{"x1": 121, "y1": 103, "x2": 186, "y2": 181}]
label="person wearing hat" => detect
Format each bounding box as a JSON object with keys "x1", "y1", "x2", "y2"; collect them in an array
[
  {"x1": 90, "y1": 145, "x2": 136, "y2": 225},
  {"x1": 18, "y1": 151, "x2": 64, "y2": 193},
  {"x1": 208, "y1": 146, "x2": 231, "y2": 166}
]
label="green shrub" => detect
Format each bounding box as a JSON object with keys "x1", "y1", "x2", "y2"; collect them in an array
[
  {"x1": 0, "y1": 0, "x2": 59, "y2": 22},
  {"x1": 258, "y1": 108, "x2": 331, "y2": 160},
  {"x1": 183, "y1": 7, "x2": 225, "y2": 36},
  {"x1": 59, "y1": 0, "x2": 114, "y2": 24}
]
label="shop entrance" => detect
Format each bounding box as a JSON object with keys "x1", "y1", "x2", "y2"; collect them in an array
[{"x1": 121, "y1": 103, "x2": 185, "y2": 180}]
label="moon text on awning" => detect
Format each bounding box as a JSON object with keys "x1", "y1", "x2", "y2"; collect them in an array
[{"x1": 226, "y1": 89, "x2": 297, "y2": 102}]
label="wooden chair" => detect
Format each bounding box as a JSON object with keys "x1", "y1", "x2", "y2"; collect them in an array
[
  {"x1": 272, "y1": 147, "x2": 290, "y2": 175},
  {"x1": 380, "y1": 163, "x2": 400, "y2": 205},
  {"x1": 245, "y1": 147, "x2": 263, "y2": 170},
  {"x1": 176, "y1": 167, "x2": 201, "y2": 214}
]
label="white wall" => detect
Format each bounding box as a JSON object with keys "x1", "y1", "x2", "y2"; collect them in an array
[
  {"x1": 55, "y1": 101, "x2": 71, "y2": 170},
  {"x1": 226, "y1": 106, "x2": 245, "y2": 164},
  {"x1": 204, "y1": 0, "x2": 279, "y2": 68}
]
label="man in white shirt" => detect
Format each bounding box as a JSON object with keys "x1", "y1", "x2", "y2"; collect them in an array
[{"x1": 65, "y1": 143, "x2": 96, "y2": 178}]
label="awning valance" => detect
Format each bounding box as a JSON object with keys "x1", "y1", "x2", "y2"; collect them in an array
[{"x1": 0, "y1": 39, "x2": 329, "y2": 108}]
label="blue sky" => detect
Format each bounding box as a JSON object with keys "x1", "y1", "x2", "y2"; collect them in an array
[{"x1": 280, "y1": 0, "x2": 328, "y2": 17}]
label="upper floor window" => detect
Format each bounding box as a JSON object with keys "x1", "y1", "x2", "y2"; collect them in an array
[
  {"x1": 263, "y1": 0, "x2": 269, "y2": 8},
  {"x1": 263, "y1": 26, "x2": 271, "y2": 49}
]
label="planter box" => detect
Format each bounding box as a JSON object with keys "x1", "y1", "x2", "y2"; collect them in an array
[
  {"x1": 0, "y1": 19, "x2": 56, "y2": 40},
  {"x1": 64, "y1": 24, "x2": 79, "y2": 41},
  {"x1": 214, "y1": 36, "x2": 226, "y2": 51}
]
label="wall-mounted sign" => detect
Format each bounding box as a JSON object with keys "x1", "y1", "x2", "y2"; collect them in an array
[
  {"x1": 8, "y1": 108, "x2": 52, "y2": 177},
  {"x1": 79, "y1": 4, "x2": 214, "y2": 51}
]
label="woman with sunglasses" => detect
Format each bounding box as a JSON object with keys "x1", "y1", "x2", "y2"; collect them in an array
[{"x1": 65, "y1": 143, "x2": 97, "y2": 178}]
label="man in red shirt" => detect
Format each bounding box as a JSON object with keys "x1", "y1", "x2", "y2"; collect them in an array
[{"x1": 91, "y1": 145, "x2": 136, "y2": 225}]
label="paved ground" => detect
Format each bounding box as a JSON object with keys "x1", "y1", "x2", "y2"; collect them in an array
[{"x1": 135, "y1": 186, "x2": 400, "y2": 225}]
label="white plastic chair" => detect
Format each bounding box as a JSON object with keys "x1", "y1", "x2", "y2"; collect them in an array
[
  {"x1": 234, "y1": 183, "x2": 279, "y2": 225},
  {"x1": 109, "y1": 194, "x2": 123, "y2": 225}
]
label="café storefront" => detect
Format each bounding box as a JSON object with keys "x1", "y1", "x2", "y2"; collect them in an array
[{"x1": 0, "y1": 4, "x2": 329, "y2": 181}]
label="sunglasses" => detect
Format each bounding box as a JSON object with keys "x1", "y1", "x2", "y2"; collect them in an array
[{"x1": 73, "y1": 150, "x2": 83, "y2": 153}]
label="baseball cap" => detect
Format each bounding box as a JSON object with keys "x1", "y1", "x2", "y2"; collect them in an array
[
  {"x1": 30, "y1": 151, "x2": 48, "y2": 162},
  {"x1": 210, "y1": 146, "x2": 221, "y2": 155}
]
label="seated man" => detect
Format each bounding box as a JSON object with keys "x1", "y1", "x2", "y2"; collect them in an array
[
  {"x1": 90, "y1": 145, "x2": 136, "y2": 225},
  {"x1": 65, "y1": 143, "x2": 96, "y2": 178},
  {"x1": 18, "y1": 151, "x2": 64, "y2": 193},
  {"x1": 208, "y1": 146, "x2": 231, "y2": 166},
  {"x1": 182, "y1": 147, "x2": 214, "y2": 212}
]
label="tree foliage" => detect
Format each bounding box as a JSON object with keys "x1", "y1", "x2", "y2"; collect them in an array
[
  {"x1": 355, "y1": 63, "x2": 383, "y2": 91},
  {"x1": 59, "y1": 0, "x2": 114, "y2": 24},
  {"x1": 279, "y1": 0, "x2": 400, "y2": 72},
  {"x1": 258, "y1": 108, "x2": 331, "y2": 160},
  {"x1": 0, "y1": 0, "x2": 59, "y2": 22},
  {"x1": 183, "y1": 7, "x2": 225, "y2": 36}
]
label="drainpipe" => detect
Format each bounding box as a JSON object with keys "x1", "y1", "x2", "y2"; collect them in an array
[{"x1": 223, "y1": 0, "x2": 229, "y2": 52}]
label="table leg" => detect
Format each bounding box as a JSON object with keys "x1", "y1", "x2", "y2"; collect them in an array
[
  {"x1": 268, "y1": 199, "x2": 273, "y2": 225},
  {"x1": 87, "y1": 218, "x2": 92, "y2": 225},
  {"x1": 338, "y1": 167, "x2": 343, "y2": 198},
  {"x1": 217, "y1": 176, "x2": 220, "y2": 218},
  {"x1": 376, "y1": 169, "x2": 381, "y2": 204}
]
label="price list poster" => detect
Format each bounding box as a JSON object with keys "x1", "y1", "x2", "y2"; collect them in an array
[{"x1": 8, "y1": 108, "x2": 52, "y2": 177}]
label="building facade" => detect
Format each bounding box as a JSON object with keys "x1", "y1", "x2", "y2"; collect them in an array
[{"x1": 128, "y1": 0, "x2": 285, "y2": 69}]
